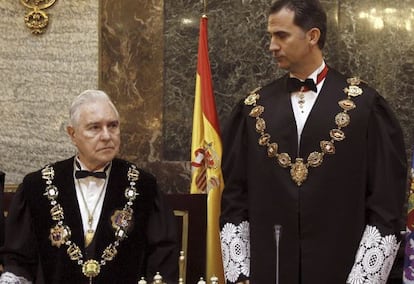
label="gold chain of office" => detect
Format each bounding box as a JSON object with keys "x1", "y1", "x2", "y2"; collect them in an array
[
  {"x1": 42, "y1": 163, "x2": 140, "y2": 283},
  {"x1": 244, "y1": 77, "x2": 363, "y2": 186}
]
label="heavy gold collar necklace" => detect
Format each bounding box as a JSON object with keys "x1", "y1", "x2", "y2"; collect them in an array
[
  {"x1": 42, "y1": 163, "x2": 140, "y2": 283},
  {"x1": 244, "y1": 76, "x2": 363, "y2": 186}
]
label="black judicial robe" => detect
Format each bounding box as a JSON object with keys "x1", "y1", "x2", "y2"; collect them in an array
[
  {"x1": 1, "y1": 157, "x2": 179, "y2": 284},
  {"x1": 220, "y1": 68, "x2": 407, "y2": 284}
]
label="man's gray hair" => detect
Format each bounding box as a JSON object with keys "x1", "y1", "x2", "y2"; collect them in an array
[{"x1": 69, "y1": 89, "x2": 119, "y2": 127}]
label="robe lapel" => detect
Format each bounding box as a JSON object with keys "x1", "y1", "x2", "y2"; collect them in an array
[
  {"x1": 55, "y1": 158, "x2": 85, "y2": 248},
  {"x1": 264, "y1": 76, "x2": 299, "y2": 159},
  {"x1": 93, "y1": 160, "x2": 128, "y2": 255},
  {"x1": 299, "y1": 69, "x2": 348, "y2": 158}
]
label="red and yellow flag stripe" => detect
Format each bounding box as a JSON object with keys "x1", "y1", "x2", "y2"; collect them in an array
[{"x1": 190, "y1": 15, "x2": 225, "y2": 283}]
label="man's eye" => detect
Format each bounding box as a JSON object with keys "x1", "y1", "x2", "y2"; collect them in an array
[
  {"x1": 88, "y1": 125, "x2": 100, "y2": 131},
  {"x1": 109, "y1": 122, "x2": 119, "y2": 129},
  {"x1": 277, "y1": 32, "x2": 288, "y2": 39}
]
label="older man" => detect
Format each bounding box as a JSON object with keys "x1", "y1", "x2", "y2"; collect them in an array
[{"x1": 0, "y1": 90, "x2": 178, "y2": 284}]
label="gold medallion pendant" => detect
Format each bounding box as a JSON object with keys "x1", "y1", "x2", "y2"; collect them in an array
[
  {"x1": 83, "y1": 259, "x2": 100, "y2": 284},
  {"x1": 290, "y1": 158, "x2": 308, "y2": 186},
  {"x1": 245, "y1": 76, "x2": 363, "y2": 186},
  {"x1": 82, "y1": 259, "x2": 101, "y2": 278}
]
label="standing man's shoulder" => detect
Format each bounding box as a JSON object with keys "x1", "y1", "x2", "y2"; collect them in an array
[
  {"x1": 326, "y1": 67, "x2": 385, "y2": 111},
  {"x1": 236, "y1": 75, "x2": 289, "y2": 108},
  {"x1": 257, "y1": 74, "x2": 289, "y2": 96},
  {"x1": 327, "y1": 67, "x2": 379, "y2": 95}
]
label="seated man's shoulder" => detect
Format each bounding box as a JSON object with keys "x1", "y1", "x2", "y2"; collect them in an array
[
  {"x1": 112, "y1": 158, "x2": 156, "y2": 185},
  {"x1": 23, "y1": 157, "x2": 73, "y2": 184}
]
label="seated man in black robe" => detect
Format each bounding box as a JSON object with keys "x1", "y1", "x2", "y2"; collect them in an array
[{"x1": 0, "y1": 90, "x2": 179, "y2": 284}]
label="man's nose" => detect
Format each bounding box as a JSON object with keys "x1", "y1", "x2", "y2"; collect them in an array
[
  {"x1": 269, "y1": 37, "x2": 280, "y2": 51},
  {"x1": 100, "y1": 127, "x2": 111, "y2": 139}
]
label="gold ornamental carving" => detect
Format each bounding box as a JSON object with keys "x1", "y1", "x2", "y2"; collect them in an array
[{"x1": 20, "y1": 0, "x2": 57, "y2": 34}]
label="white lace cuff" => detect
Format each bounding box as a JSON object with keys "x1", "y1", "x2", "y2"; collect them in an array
[
  {"x1": 0, "y1": 272, "x2": 32, "y2": 284},
  {"x1": 347, "y1": 225, "x2": 399, "y2": 284},
  {"x1": 220, "y1": 221, "x2": 250, "y2": 283}
]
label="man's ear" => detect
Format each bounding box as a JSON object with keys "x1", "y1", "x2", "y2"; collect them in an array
[
  {"x1": 307, "y1": 28, "x2": 321, "y2": 46},
  {"x1": 67, "y1": 126, "x2": 76, "y2": 143}
]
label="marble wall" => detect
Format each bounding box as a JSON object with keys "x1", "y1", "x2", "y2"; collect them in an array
[
  {"x1": 101, "y1": 0, "x2": 413, "y2": 194},
  {"x1": 100, "y1": 0, "x2": 192, "y2": 194},
  {"x1": 0, "y1": 0, "x2": 99, "y2": 184},
  {"x1": 1, "y1": 0, "x2": 412, "y2": 193}
]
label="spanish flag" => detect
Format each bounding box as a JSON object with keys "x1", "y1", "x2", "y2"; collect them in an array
[
  {"x1": 190, "y1": 15, "x2": 225, "y2": 283},
  {"x1": 403, "y1": 148, "x2": 414, "y2": 283}
]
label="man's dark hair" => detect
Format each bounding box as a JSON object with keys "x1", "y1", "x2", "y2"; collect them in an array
[{"x1": 269, "y1": 0, "x2": 327, "y2": 49}]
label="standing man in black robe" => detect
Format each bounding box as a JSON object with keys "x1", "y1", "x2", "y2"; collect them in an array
[
  {"x1": 219, "y1": 0, "x2": 407, "y2": 283},
  {"x1": 0, "y1": 90, "x2": 178, "y2": 283}
]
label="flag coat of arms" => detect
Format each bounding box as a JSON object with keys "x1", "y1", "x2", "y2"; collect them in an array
[{"x1": 190, "y1": 15, "x2": 225, "y2": 283}]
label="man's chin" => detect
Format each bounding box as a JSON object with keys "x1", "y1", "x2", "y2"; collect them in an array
[
  {"x1": 98, "y1": 151, "x2": 118, "y2": 163},
  {"x1": 276, "y1": 61, "x2": 289, "y2": 70},
  {"x1": 95, "y1": 156, "x2": 116, "y2": 169}
]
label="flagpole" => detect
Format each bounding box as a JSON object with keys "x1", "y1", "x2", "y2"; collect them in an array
[{"x1": 203, "y1": 0, "x2": 207, "y2": 15}]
